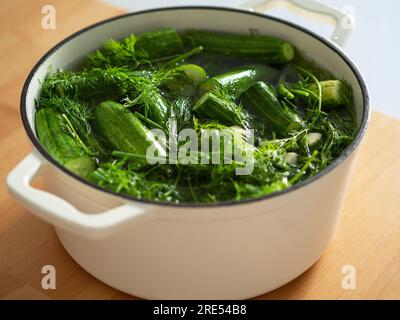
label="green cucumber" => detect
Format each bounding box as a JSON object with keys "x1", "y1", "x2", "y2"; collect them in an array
[
  {"x1": 306, "y1": 80, "x2": 350, "y2": 108},
  {"x1": 136, "y1": 28, "x2": 184, "y2": 59},
  {"x1": 143, "y1": 91, "x2": 169, "y2": 124},
  {"x1": 166, "y1": 64, "x2": 208, "y2": 96},
  {"x1": 175, "y1": 64, "x2": 208, "y2": 84},
  {"x1": 183, "y1": 30, "x2": 295, "y2": 64},
  {"x1": 35, "y1": 108, "x2": 95, "y2": 177},
  {"x1": 198, "y1": 65, "x2": 279, "y2": 97},
  {"x1": 241, "y1": 82, "x2": 303, "y2": 133},
  {"x1": 93, "y1": 101, "x2": 165, "y2": 160},
  {"x1": 36, "y1": 96, "x2": 107, "y2": 158},
  {"x1": 193, "y1": 92, "x2": 244, "y2": 126},
  {"x1": 199, "y1": 67, "x2": 255, "y2": 96}
]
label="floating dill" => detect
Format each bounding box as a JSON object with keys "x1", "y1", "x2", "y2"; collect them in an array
[{"x1": 35, "y1": 28, "x2": 356, "y2": 204}]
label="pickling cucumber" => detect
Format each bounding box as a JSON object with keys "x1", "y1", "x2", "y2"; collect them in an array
[
  {"x1": 93, "y1": 101, "x2": 165, "y2": 159},
  {"x1": 143, "y1": 91, "x2": 169, "y2": 124},
  {"x1": 198, "y1": 65, "x2": 279, "y2": 97},
  {"x1": 166, "y1": 64, "x2": 208, "y2": 96},
  {"x1": 36, "y1": 96, "x2": 107, "y2": 158},
  {"x1": 183, "y1": 30, "x2": 295, "y2": 64},
  {"x1": 241, "y1": 82, "x2": 303, "y2": 133},
  {"x1": 306, "y1": 80, "x2": 350, "y2": 108},
  {"x1": 35, "y1": 108, "x2": 95, "y2": 177},
  {"x1": 193, "y1": 92, "x2": 244, "y2": 126},
  {"x1": 136, "y1": 28, "x2": 184, "y2": 59}
]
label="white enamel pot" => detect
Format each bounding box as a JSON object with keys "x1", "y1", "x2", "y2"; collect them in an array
[{"x1": 7, "y1": 1, "x2": 369, "y2": 299}]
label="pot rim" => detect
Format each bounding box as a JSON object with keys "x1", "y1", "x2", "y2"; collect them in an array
[{"x1": 20, "y1": 6, "x2": 370, "y2": 208}]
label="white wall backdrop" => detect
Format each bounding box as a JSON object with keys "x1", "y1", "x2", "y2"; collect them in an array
[{"x1": 103, "y1": 0, "x2": 400, "y2": 119}]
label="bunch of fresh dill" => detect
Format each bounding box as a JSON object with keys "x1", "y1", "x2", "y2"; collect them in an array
[{"x1": 36, "y1": 29, "x2": 357, "y2": 204}]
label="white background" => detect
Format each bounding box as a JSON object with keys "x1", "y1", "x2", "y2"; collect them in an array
[{"x1": 104, "y1": 0, "x2": 400, "y2": 119}]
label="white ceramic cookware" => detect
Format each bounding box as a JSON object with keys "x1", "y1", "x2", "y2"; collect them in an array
[{"x1": 7, "y1": 0, "x2": 369, "y2": 299}]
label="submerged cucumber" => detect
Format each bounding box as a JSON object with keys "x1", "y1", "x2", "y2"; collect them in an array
[
  {"x1": 175, "y1": 64, "x2": 207, "y2": 83},
  {"x1": 143, "y1": 91, "x2": 169, "y2": 124},
  {"x1": 93, "y1": 101, "x2": 165, "y2": 160},
  {"x1": 306, "y1": 80, "x2": 350, "y2": 108},
  {"x1": 241, "y1": 82, "x2": 303, "y2": 134},
  {"x1": 193, "y1": 92, "x2": 244, "y2": 126},
  {"x1": 183, "y1": 30, "x2": 295, "y2": 64},
  {"x1": 136, "y1": 28, "x2": 184, "y2": 59},
  {"x1": 36, "y1": 96, "x2": 107, "y2": 159},
  {"x1": 166, "y1": 64, "x2": 208, "y2": 96},
  {"x1": 35, "y1": 108, "x2": 95, "y2": 177},
  {"x1": 198, "y1": 65, "x2": 278, "y2": 97}
]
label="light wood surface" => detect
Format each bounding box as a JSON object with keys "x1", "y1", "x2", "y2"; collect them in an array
[{"x1": 0, "y1": 0, "x2": 399, "y2": 300}]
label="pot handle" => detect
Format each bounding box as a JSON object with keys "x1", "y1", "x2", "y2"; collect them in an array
[
  {"x1": 240, "y1": 0, "x2": 355, "y2": 48},
  {"x1": 6, "y1": 151, "x2": 152, "y2": 239}
]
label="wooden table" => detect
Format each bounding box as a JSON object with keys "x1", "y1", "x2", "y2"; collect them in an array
[{"x1": 0, "y1": 0, "x2": 399, "y2": 300}]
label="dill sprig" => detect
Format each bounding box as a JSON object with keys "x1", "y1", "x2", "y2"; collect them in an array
[
  {"x1": 293, "y1": 64, "x2": 322, "y2": 126},
  {"x1": 86, "y1": 34, "x2": 150, "y2": 69},
  {"x1": 40, "y1": 67, "x2": 130, "y2": 102}
]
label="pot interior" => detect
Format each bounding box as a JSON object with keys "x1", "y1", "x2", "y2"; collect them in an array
[
  {"x1": 24, "y1": 7, "x2": 367, "y2": 135},
  {"x1": 22, "y1": 7, "x2": 368, "y2": 210}
]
